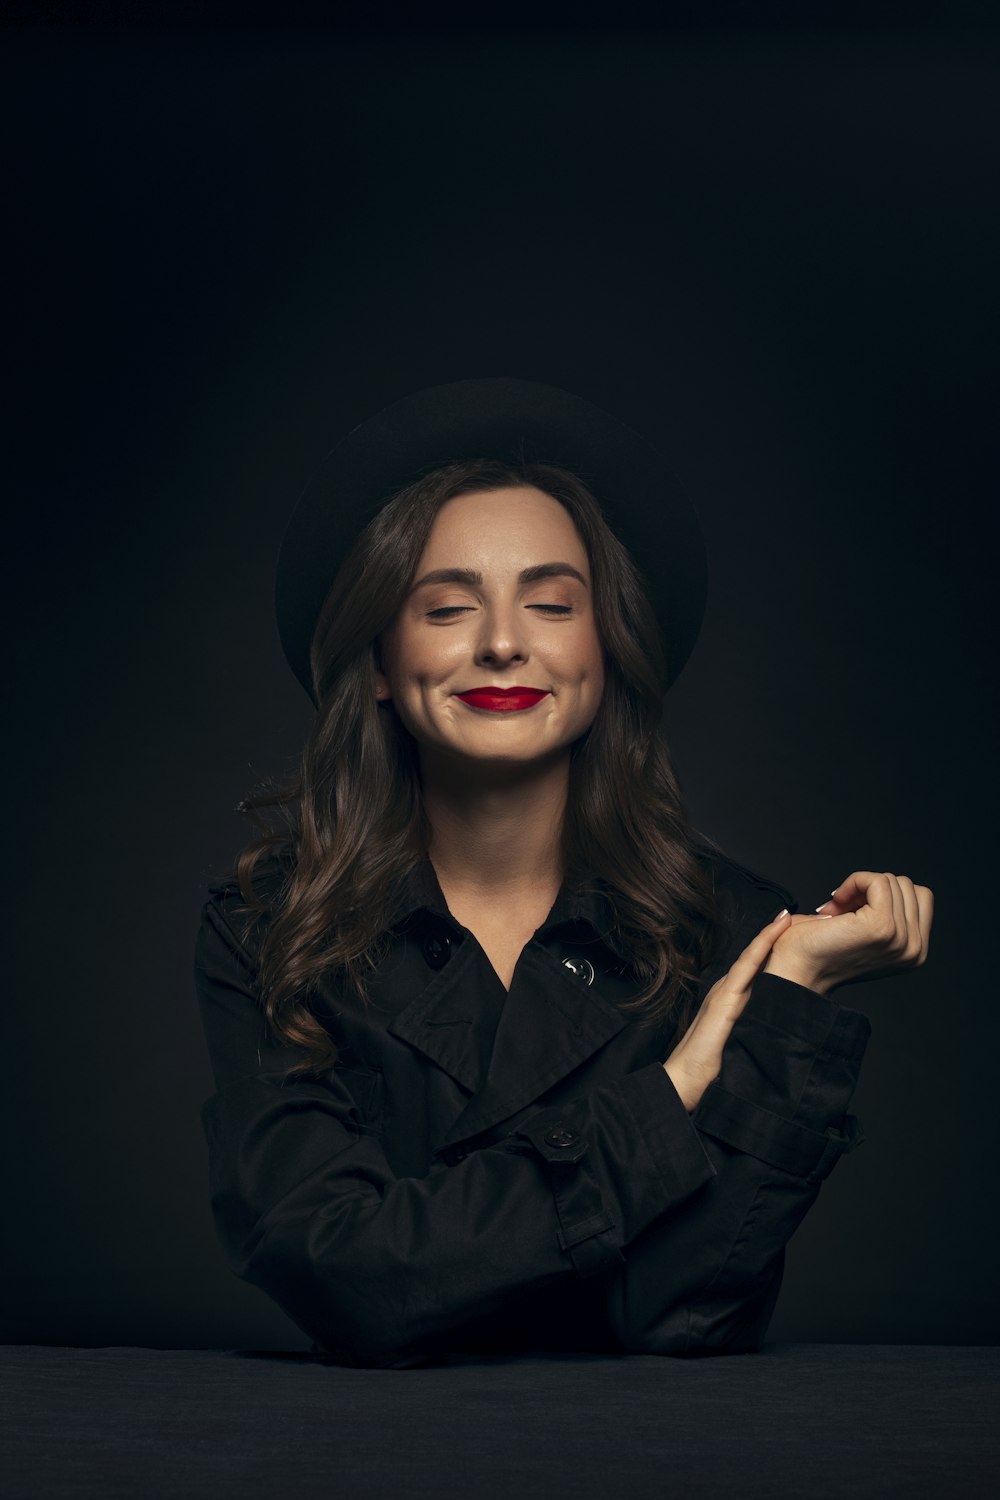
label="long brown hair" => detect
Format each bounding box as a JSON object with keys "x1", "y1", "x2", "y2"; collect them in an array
[{"x1": 228, "y1": 458, "x2": 724, "y2": 1077}]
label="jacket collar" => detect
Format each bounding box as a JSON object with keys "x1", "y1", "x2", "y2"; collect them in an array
[
  {"x1": 383, "y1": 856, "x2": 640, "y2": 1153},
  {"x1": 385, "y1": 853, "x2": 632, "y2": 960}
]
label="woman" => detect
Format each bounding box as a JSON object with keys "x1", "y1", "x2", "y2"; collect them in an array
[{"x1": 194, "y1": 377, "x2": 933, "y2": 1370}]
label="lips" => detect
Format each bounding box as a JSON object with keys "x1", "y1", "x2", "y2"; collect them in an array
[{"x1": 455, "y1": 688, "x2": 550, "y2": 712}]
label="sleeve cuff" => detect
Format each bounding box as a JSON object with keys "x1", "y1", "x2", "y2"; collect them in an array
[
  {"x1": 687, "y1": 974, "x2": 872, "y2": 1181},
  {"x1": 744, "y1": 972, "x2": 872, "y2": 1061},
  {"x1": 614, "y1": 1060, "x2": 718, "y2": 1203}
]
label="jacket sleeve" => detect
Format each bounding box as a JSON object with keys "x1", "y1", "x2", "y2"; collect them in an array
[
  {"x1": 194, "y1": 893, "x2": 721, "y2": 1369},
  {"x1": 604, "y1": 968, "x2": 871, "y2": 1357}
]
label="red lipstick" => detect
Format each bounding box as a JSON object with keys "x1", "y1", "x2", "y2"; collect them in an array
[{"x1": 455, "y1": 687, "x2": 550, "y2": 712}]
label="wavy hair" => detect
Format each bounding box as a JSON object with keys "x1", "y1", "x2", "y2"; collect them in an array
[{"x1": 228, "y1": 458, "x2": 724, "y2": 1077}]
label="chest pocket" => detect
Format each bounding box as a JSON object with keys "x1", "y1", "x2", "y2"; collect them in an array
[{"x1": 333, "y1": 1065, "x2": 385, "y2": 1135}]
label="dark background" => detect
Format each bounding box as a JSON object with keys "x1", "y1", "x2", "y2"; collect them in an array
[{"x1": 4, "y1": 3, "x2": 997, "y2": 1350}]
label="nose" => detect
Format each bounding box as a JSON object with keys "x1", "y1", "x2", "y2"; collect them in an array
[{"x1": 473, "y1": 599, "x2": 529, "y2": 667}]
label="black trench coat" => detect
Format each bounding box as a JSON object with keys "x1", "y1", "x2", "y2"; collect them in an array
[{"x1": 194, "y1": 840, "x2": 871, "y2": 1369}]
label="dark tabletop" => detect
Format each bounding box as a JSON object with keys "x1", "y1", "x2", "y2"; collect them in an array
[{"x1": 2, "y1": 1342, "x2": 997, "y2": 1499}]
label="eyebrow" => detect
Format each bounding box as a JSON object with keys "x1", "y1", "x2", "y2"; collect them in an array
[{"x1": 410, "y1": 562, "x2": 589, "y2": 592}]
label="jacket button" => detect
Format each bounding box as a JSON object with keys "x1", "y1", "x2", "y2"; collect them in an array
[
  {"x1": 544, "y1": 1125, "x2": 579, "y2": 1148},
  {"x1": 422, "y1": 932, "x2": 452, "y2": 970},
  {"x1": 453, "y1": 1148, "x2": 468, "y2": 1163},
  {"x1": 561, "y1": 956, "x2": 595, "y2": 985}
]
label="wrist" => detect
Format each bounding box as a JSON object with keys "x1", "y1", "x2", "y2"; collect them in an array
[
  {"x1": 761, "y1": 960, "x2": 833, "y2": 998},
  {"x1": 662, "y1": 1059, "x2": 698, "y2": 1113}
]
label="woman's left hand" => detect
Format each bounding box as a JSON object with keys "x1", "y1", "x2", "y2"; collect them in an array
[{"x1": 761, "y1": 870, "x2": 934, "y2": 996}]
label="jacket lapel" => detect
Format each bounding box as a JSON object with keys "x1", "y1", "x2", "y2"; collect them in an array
[
  {"x1": 385, "y1": 857, "x2": 635, "y2": 1151},
  {"x1": 433, "y1": 941, "x2": 630, "y2": 1150},
  {"x1": 386, "y1": 937, "x2": 504, "y2": 1097}
]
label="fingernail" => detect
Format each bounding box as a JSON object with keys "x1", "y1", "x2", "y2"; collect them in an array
[
  {"x1": 815, "y1": 903, "x2": 832, "y2": 912},
  {"x1": 775, "y1": 908, "x2": 789, "y2": 919}
]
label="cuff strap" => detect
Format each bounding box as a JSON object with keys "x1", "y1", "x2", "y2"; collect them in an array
[{"x1": 693, "y1": 1082, "x2": 867, "y2": 1183}]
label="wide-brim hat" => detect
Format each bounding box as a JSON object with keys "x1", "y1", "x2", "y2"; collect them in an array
[{"x1": 275, "y1": 376, "x2": 707, "y2": 707}]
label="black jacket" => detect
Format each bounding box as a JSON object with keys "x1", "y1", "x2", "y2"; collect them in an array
[{"x1": 194, "y1": 842, "x2": 871, "y2": 1369}]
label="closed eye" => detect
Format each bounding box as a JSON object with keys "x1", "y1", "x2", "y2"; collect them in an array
[{"x1": 427, "y1": 604, "x2": 574, "y2": 619}]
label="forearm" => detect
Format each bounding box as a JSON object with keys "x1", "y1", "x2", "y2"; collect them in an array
[
  {"x1": 606, "y1": 974, "x2": 871, "y2": 1356},
  {"x1": 205, "y1": 1061, "x2": 719, "y2": 1369}
]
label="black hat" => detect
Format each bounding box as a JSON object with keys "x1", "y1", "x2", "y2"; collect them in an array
[{"x1": 275, "y1": 377, "x2": 707, "y2": 706}]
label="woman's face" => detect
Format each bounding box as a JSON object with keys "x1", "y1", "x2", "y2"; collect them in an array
[{"x1": 376, "y1": 486, "x2": 605, "y2": 771}]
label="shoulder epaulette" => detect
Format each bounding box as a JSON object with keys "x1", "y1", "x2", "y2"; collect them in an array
[
  {"x1": 690, "y1": 832, "x2": 798, "y2": 914},
  {"x1": 206, "y1": 848, "x2": 295, "y2": 906}
]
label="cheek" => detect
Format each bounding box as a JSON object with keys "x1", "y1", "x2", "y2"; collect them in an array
[
  {"x1": 393, "y1": 632, "x2": 462, "y2": 687},
  {"x1": 577, "y1": 629, "x2": 605, "y2": 683},
  {"x1": 549, "y1": 641, "x2": 603, "y2": 696}
]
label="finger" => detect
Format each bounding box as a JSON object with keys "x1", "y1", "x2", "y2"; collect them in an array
[
  {"x1": 864, "y1": 871, "x2": 899, "y2": 943},
  {"x1": 883, "y1": 872, "x2": 907, "y2": 955},
  {"x1": 818, "y1": 870, "x2": 878, "y2": 913},
  {"x1": 820, "y1": 870, "x2": 890, "y2": 920},
  {"x1": 896, "y1": 875, "x2": 923, "y2": 964},
  {"x1": 917, "y1": 876, "x2": 941, "y2": 960},
  {"x1": 724, "y1": 911, "x2": 791, "y2": 995},
  {"x1": 915, "y1": 883, "x2": 935, "y2": 962}
]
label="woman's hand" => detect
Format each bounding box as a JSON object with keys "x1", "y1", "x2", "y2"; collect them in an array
[
  {"x1": 664, "y1": 910, "x2": 792, "y2": 1113},
  {"x1": 762, "y1": 870, "x2": 934, "y2": 996}
]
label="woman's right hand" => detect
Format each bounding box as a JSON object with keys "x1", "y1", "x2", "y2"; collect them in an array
[{"x1": 663, "y1": 909, "x2": 793, "y2": 1113}]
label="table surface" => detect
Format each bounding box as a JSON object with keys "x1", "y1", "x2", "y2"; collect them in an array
[{"x1": 2, "y1": 1342, "x2": 998, "y2": 1499}]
